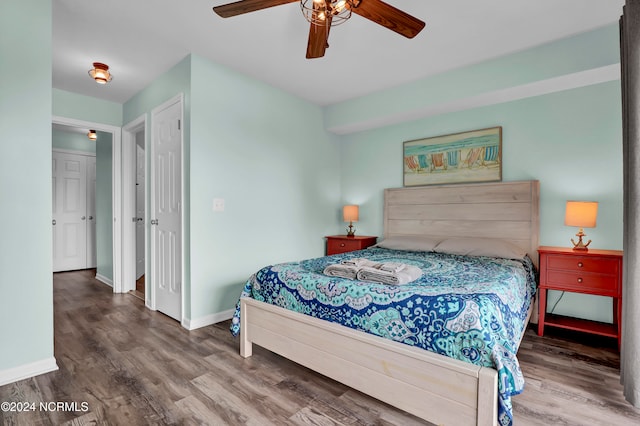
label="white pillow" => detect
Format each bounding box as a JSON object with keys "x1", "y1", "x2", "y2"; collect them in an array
[
  {"x1": 373, "y1": 236, "x2": 441, "y2": 252},
  {"x1": 434, "y1": 238, "x2": 527, "y2": 259}
]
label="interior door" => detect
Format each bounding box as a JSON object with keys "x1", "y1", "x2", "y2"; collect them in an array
[
  {"x1": 52, "y1": 151, "x2": 88, "y2": 272},
  {"x1": 151, "y1": 98, "x2": 182, "y2": 321}
]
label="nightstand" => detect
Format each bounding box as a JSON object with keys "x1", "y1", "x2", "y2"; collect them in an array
[
  {"x1": 325, "y1": 235, "x2": 378, "y2": 256},
  {"x1": 537, "y1": 246, "x2": 623, "y2": 347}
]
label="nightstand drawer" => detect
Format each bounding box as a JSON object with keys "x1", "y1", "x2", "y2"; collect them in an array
[
  {"x1": 327, "y1": 238, "x2": 363, "y2": 254},
  {"x1": 545, "y1": 270, "x2": 619, "y2": 295},
  {"x1": 325, "y1": 235, "x2": 378, "y2": 255},
  {"x1": 545, "y1": 254, "x2": 620, "y2": 274}
]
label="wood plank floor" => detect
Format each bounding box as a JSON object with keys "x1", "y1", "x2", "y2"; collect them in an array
[{"x1": 1, "y1": 269, "x2": 639, "y2": 425}]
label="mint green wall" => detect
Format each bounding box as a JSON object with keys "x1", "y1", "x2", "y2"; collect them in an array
[
  {"x1": 123, "y1": 54, "x2": 341, "y2": 323},
  {"x1": 53, "y1": 88, "x2": 123, "y2": 127},
  {"x1": 96, "y1": 131, "x2": 113, "y2": 281},
  {"x1": 0, "y1": 1, "x2": 54, "y2": 370},
  {"x1": 336, "y1": 24, "x2": 622, "y2": 322},
  {"x1": 189, "y1": 54, "x2": 341, "y2": 320},
  {"x1": 52, "y1": 128, "x2": 96, "y2": 153},
  {"x1": 326, "y1": 25, "x2": 621, "y2": 133},
  {"x1": 336, "y1": 30, "x2": 622, "y2": 324}
]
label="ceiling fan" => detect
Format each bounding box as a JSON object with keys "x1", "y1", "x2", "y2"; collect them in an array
[{"x1": 212, "y1": 0, "x2": 426, "y2": 59}]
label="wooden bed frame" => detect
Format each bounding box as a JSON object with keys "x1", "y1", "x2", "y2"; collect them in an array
[{"x1": 240, "y1": 180, "x2": 540, "y2": 426}]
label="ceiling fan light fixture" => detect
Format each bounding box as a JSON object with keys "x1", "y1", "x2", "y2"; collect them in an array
[
  {"x1": 213, "y1": 0, "x2": 425, "y2": 59},
  {"x1": 335, "y1": 0, "x2": 347, "y2": 13},
  {"x1": 301, "y1": 0, "x2": 359, "y2": 26},
  {"x1": 88, "y1": 62, "x2": 113, "y2": 84}
]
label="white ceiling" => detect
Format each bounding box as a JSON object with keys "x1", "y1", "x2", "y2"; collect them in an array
[{"x1": 52, "y1": 0, "x2": 625, "y2": 106}]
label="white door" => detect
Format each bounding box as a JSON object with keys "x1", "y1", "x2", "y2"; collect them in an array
[
  {"x1": 87, "y1": 157, "x2": 97, "y2": 268},
  {"x1": 151, "y1": 98, "x2": 182, "y2": 321},
  {"x1": 135, "y1": 143, "x2": 145, "y2": 279},
  {"x1": 52, "y1": 152, "x2": 88, "y2": 272}
]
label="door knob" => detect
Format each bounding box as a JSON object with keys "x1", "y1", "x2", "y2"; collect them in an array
[
  {"x1": 150, "y1": 219, "x2": 158, "y2": 225},
  {"x1": 52, "y1": 219, "x2": 56, "y2": 225},
  {"x1": 81, "y1": 216, "x2": 86, "y2": 220},
  {"x1": 89, "y1": 216, "x2": 94, "y2": 220}
]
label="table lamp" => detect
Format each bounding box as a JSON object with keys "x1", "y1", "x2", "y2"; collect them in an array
[
  {"x1": 343, "y1": 205, "x2": 359, "y2": 237},
  {"x1": 564, "y1": 201, "x2": 598, "y2": 251}
]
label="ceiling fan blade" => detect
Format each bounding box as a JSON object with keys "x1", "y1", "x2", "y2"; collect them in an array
[
  {"x1": 213, "y1": 0, "x2": 298, "y2": 18},
  {"x1": 351, "y1": 0, "x2": 425, "y2": 39},
  {"x1": 306, "y1": 19, "x2": 331, "y2": 59}
]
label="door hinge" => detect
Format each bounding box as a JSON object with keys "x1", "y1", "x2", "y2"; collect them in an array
[{"x1": 178, "y1": 119, "x2": 181, "y2": 130}]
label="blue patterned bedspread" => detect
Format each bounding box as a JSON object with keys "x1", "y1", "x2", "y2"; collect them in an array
[{"x1": 230, "y1": 248, "x2": 537, "y2": 426}]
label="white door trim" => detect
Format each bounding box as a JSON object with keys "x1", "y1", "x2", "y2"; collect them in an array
[
  {"x1": 52, "y1": 116, "x2": 123, "y2": 292},
  {"x1": 122, "y1": 114, "x2": 147, "y2": 301},
  {"x1": 150, "y1": 93, "x2": 185, "y2": 323}
]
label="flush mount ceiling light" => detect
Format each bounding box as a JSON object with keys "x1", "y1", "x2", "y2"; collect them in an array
[
  {"x1": 88, "y1": 62, "x2": 113, "y2": 84},
  {"x1": 87, "y1": 130, "x2": 97, "y2": 141}
]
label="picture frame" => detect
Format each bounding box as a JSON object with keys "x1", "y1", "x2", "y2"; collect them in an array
[{"x1": 403, "y1": 126, "x2": 502, "y2": 187}]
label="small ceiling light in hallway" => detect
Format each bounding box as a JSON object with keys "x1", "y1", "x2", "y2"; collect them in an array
[{"x1": 88, "y1": 62, "x2": 113, "y2": 84}]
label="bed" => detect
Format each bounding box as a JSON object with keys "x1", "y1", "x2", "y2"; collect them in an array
[{"x1": 231, "y1": 180, "x2": 539, "y2": 426}]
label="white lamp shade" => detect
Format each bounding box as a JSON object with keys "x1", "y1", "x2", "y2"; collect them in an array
[
  {"x1": 343, "y1": 205, "x2": 359, "y2": 222},
  {"x1": 564, "y1": 201, "x2": 598, "y2": 228}
]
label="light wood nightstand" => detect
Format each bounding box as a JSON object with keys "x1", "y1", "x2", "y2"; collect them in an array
[
  {"x1": 537, "y1": 246, "x2": 623, "y2": 348},
  {"x1": 325, "y1": 235, "x2": 378, "y2": 256}
]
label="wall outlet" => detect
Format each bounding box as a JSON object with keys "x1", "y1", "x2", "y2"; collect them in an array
[{"x1": 213, "y1": 198, "x2": 225, "y2": 212}]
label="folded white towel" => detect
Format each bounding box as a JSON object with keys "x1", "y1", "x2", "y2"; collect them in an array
[
  {"x1": 356, "y1": 264, "x2": 423, "y2": 285},
  {"x1": 378, "y1": 262, "x2": 406, "y2": 273},
  {"x1": 323, "y1": 264, "x2": 359, "y2": 280},
  {"x1": 341, "y1": 258, "x2": 379, "y2": 268}
]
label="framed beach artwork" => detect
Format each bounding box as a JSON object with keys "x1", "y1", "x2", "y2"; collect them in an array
[{"x1": 403, "y1": 126, "x2": 502, "y2": 187}]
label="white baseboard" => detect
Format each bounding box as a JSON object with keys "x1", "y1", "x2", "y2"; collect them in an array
[
  {"x1": 182, "y1": 308, "x2": 234, "y2": 330},
  {"x1": 95, "y1": 273, "x2": 113, "y2": 287},
  {"x1": 0, "y1": 357, "x2": 58, "y2": 387}
]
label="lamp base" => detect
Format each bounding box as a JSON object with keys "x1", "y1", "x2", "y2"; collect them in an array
[
  {"x1": 346, "y1": 222, "x2": 355, "y2": 237},
  {"x1": 571, "y1": 228, "x2": 591, "y2": 251}
]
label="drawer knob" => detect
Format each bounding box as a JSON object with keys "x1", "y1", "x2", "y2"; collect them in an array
[
  {"x1": 340, "y1": 243, "x2": 345, "y2": 247},
  {"x1": 577, "y1": 262, "x2": 584, "y2": 268},
  {"x1": 577, "y1": 277, "x2": 583, "y2": 283}
]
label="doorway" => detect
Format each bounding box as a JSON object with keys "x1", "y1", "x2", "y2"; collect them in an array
[
  {"x1": 134, "y1": 127, "x2": 146, "y2": 299},
  {"x1": 123, "y1": 94, "x2": 184, "y2": 323},
  {"x1": 52, "y1": 116, "x2": 121, "y2": 291},
  {"x1": 122, "y1": 115, "x2": 147, "y2": 302}
]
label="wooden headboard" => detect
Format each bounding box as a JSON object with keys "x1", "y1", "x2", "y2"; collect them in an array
[{"x1": 384, "y1": 180, "x2": 540, "y2": 267}]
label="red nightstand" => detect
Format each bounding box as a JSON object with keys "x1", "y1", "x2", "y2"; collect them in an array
[
  {"x1": 325, "y1": 235, "x2": 378, "y2": 256},
  {"x1": 537, "y1": 246, "x2": 623, "y2": 348}
]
